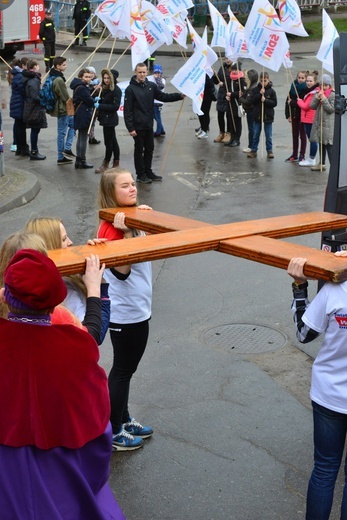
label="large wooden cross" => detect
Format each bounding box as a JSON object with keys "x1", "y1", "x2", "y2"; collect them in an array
[{"x1": 48, "y1": 209, "x2": 347, "y2": 282}]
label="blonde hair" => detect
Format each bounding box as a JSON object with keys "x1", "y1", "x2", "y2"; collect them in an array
[
  {"x1": 25, "y1": 217, "x2": 87, "y2": 298},
  {"x1": 98, "y1": 168, "x2": 138, "y2": 209},
  {"x1": 0, "y1": 232, "x2": 47, "y2": 318},
  {"x1": 25, "y1": 217, "x2": 62, "y2": 250}
]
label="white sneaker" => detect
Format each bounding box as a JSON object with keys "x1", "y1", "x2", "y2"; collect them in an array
[
  {"x1": 243, "y1": 147, "x2": 251, "y2": 153},
  {"x1": 195, "y1": 127, "x2": 201, "y2": 135},
  {"x1": 299, "y1": 157, "x2": 316, "y2": 166},
  {"x1": 198, "y1": 131, "x2": 208, "y2": 139}
]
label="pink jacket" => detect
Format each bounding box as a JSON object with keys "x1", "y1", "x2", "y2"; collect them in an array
[{"x1": 297, "y1": 89, "x2": 319, "y2": 124}]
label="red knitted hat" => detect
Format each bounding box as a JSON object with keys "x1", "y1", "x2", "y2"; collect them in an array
[{"x1": 4, "y1": 249, "x2": 67, "y2": 310}]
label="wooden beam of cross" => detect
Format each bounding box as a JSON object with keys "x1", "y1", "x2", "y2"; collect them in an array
[{"x1": 47, "y1": 209, "x2": 347, "y2": 282}]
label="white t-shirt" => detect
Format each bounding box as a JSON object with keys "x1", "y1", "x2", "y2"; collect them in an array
[{"x1": 303, "y1": 281, "x2": 347, "y2": 413}]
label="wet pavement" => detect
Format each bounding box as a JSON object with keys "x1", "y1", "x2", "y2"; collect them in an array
[{"x1": 0, "y1": 36, "x2": 344, "y2": 520}]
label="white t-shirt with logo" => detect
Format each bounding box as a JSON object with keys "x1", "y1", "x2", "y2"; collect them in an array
[{"x1": 303, "y1": 281, "x2": 347, "y2": 413}]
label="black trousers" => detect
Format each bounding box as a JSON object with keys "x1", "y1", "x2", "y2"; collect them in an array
[
  {"x1": 198, "y1": 98, "x2": 212, "y2": 132},
  {"x1": 109, "y1": 320, "x2": 149, "y2": 433},
  {"x1": 74, "y1": 18, "x2": 88, "y2": 42},
  {"x1": 133, "y1": 129, "x2": 154, "y2": 177},
  {"x1": 103, "y1": 126, "x2": 119, "y2": 163},
  {"x1": 43, "y1": 41, "x2": 55, "y2": 70}
]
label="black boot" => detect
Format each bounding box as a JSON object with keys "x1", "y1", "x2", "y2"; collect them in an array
[
  {"x1": 75, "y1": 157, "x2": 83, "y2": 169},
  {"x1": 30, "y1": 149, "x2": 46, "y2": 160},
  {"x1": 20, "y1": 145, "x2": 30, "y2": 157},
  {"x1": 80, "y1": 161, "x2": 94, "y2": 169}
]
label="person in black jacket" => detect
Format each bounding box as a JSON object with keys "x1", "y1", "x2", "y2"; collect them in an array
[
  {"x1": 72, "y1": 0, "x2": 91, "y2": 47},
  {"x1": 196, "y1": 74, "x2": 216, "y2": 140},
  {"x1": 70, "y1": 68, "x2": 94, "y2": 169},
  {"x1": 95, "y1": 69, "x2": 122, "y2": 174},
  {"x1": 212, "y1": 57, "x2": 232, "y2": 143},
  {"x1": 124, "y1": 62, "x2": 184, "y2": 184},
  {"x1": 39, "y1": 10, "x2": 56, "y2": 72},
  {"x1": 247, "y1": 71, "x2": 277, "y2": 159}
]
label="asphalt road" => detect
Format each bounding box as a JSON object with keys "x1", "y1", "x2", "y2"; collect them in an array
[{"x1": 0, "y1": 46, "x2": 343, "y2": 519}]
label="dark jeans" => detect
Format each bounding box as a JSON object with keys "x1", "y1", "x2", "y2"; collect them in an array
[
  {"x1": 103, "y1": 126, "x2": 119, "y2": 163},
  {"x1": 217, "y1": 110, "x2": 230, "y2": 134},
  {"x1": 76, "y1": 127, "x2": 88, "y2": 161},
  {"x1": 133, "y1": 129, "x2": 154, "y2": 177},
  {"x1": 109, "y1": 320, "x2": 149, "y2": 433},
  {"x1": 291, "y1": 117, "x2": 306, "y2": 158},
  {"x1": 30, "y1": 128, "x2": 41, "y2": 151},
  {"x1": 15, "y1": 118, "x2": 27, "y2": 151},
  {"x1": 246, "y1": 111, "x2": 254, "y2": 149},
  {"x1": 252, "y1": 121, "x2": 273, "y2": 152},
  {"x1": 304, "y1": 123, "x2": 318, "y2": 159},
  {"x1": 198, "y1": 98, "x2": 212, "y2": 132},
  {"x1": 319, "y1": 143, "x2": 333, "y2": 165},
  {"x1": 226, "y1": 110, "x2": 242, "y2": 140},
  {"x1": 306, "y1": 401, "x2": 347, "y2": 520}
]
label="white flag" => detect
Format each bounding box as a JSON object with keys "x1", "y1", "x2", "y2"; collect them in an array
[
  {"x1": 157, "y1": 0, "x2": 193, "y2": 17},
  {"x1": 130, "y1": 0, "x2": 150, "y2": 69},
  {"x1": 95, "y1": 0, "x2": 128, "y2": 38},
  {"x1": 278, "y1": 0, "x2": 308, "y2": 37},
  {"x1": 225, "y1": 6, "x2": 248, "y2": 61},
  {"x1": 316, "y1": 9, "x2": 338, "y2": 74},
  {"x1": 171, "y1": 43, "x2": 207, "y2": 115},
  {"x1": 244, "y1": 0, "x2": 289, "y2": 72},
  {"x1": 186, "y1": 17, "x2": 202, "y2": 49},
  {"x1": 207, "y1": 0, "x2": 227, "y2": 48},
  {"x1": 282, "y1": 49, "x2": 293, "y2": 68},
  {"x1": 141, "y1": 0, "x2": 173, "y2": 52},
  {"x1": 164, "y1": 10, "x2": 188, "y2": 48}
]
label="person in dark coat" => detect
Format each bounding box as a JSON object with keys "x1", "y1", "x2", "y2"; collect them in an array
[
  {"x1": 70, "y1": 68, "x2": 95, "y2": 169},
  {"x1": 124, "y1": 62, "x2": 184, "y2": 184},
  {"x1": 212, "y1": 57, "x2": 232, "y2": 143},
  {"x1": 225, "y1": 62, "x2": 246, "y2": 147},
  {"x1": 247, "y1": 71, "x2": 277, "y2": 159},
  {"x1": 39, "y1": 9, "x2": 56, "y2": 72},
  {"x1": 196, "y1": 74, "x2": 216, "y2": 140},
  {"x1": 22, "y1": 60, "x2": 47, "y2": 161},
  {"x1": 94, "y1": 68, "x2": 122, "y2": 174},
  {"x1": 73, "y1": 0, "x2": 91, "y2": 46},
  {"x1": 9, "y1": 57, "x2": 30, "y2": 157},
  {"x1": 239, "y1": 68, "x2": 258, "y2": 153},
  {"x1": 284, "y1": 70, "x2": 307, "y2": 162}
]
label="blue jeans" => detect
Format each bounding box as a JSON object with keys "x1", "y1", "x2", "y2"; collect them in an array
[
  {"x1": 306, "y1": 401, "x2": 347, "y2": 519},
  {"x1": 57, "y1": 115, "x2": 75, "y2": 160},
  {"x1": 252, "y1": 121, "x2": 273, "y2": 152},
  {"x1": 304, "y1": 123, "x2": 318, "y2": 159},
  {"x1": 154, "y1": 105, "x2": 164, "y2": 134}
]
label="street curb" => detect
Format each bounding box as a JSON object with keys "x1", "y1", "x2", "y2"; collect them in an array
[{"x1": 0, "y1": 170, "x2": 40, "y2": 215}]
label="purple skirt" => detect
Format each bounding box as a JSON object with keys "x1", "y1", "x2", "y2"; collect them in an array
[{"x1": 0, "y1": 423, "x2": 125, "y2": 520}]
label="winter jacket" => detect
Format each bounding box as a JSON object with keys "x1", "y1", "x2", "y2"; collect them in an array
[
  {"x1": 240, "y1": 69, "x2": 258, "y2": 113},
  {"x1": 97, "y1": 68, "x2": 122, "y2": 127},
  {"x1": 310, "y1": 90, "x2": 335, "y2": 145},
  {"x1": 22, "y1": 70, "x2": 47, "y2": 129},
  {"x1": 70, "y1": 77, "x2": 94, "y2": 130},
  {"x1": 50, "y1": 68, "x2": 70, "y2": 117},
  {"x1": 39, "y1": 16, "x2": 56, "y2": 43},
  {"x1": 73, "y1": 0, "x2": 91, "y2": 21},
  {"x1": 9, "y1": 67, "x2": 25, "y2": 120},
  {"x1": 213, "y1": 63, "x2": 231, "y2": 112},
  {"x1": 249, "y1": 81, "x2": 277, "y2": 123},
  {"x1": 227, "y1": 72, "x2": 246, "y2": 117},
  {"x1": 297, "y1": 83, "x2": 320, "y2": 124},
  {"x1": 284, "y1": 79, "x2": 306, "y2": 120},
  {"x1": 124, "y1": 76, "x2": 182, "y2": 132}
]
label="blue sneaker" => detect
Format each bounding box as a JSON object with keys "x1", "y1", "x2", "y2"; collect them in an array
[
  {"x1": 112, "y1": 428, "x2": 143, "y2": 451},
  {"x1": 124, "y1": 417, "x2": 153, "y2": 439}
]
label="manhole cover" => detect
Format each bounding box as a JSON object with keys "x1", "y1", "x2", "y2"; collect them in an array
[{"x1": 202, "y1": 324, "x2": 288, "y2": 354}]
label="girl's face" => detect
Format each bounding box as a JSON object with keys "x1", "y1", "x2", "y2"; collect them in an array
[
  {"x1": 297, "y1": 73, "x2": 305, "y2": 84},
  {"x1": 82, "y1": 72, "x2": 91, "y2": 84},
  {"x1": 114, "y1": 173, "x2": 137, "y2": 206},
  {"x1": 60, "y1": 223, "x2": 73, "y2": 248},
  {"x1": 306, "y1": 76, "x2": 315, "y2": 88},
  {"x1": 103, "y1": 74, "x2": 110, "y2": 86},
  {"x1": 32, "y1": 64, "x2": 39, "y2": 72},
  {"x1": 323, "y1": 83, "x2": 331, "y2": 91}
]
